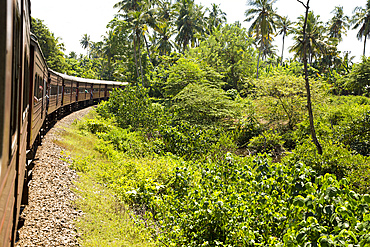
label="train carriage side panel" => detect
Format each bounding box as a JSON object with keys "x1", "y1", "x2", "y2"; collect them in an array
[
  {"x1": 13, "y1": 0, "x2": 31, "y2": 241},
  {"x1": 57, "y1": 73, "x2": 62, "y2": 108},
  {"x1": 78, "y1": 82, "x2": 86, "y2": 102},
  {"x1": 92, "y1": 83, "x2": 99, "y2": 100},
  {"x1": 63, "y1": 79, "x2": 72, "y2": 106},
  {"x1": 72, "y1": 80, "x2": 77, "y2": 103},
  {"x1": 0, "y1": 0, "x2": 30, "y2": 245},
  {"x1": 28, "y1": 35, "x2": 47, "y2": 149},
  {"x1": 48, "y1": 70, "x2": 59, "y2": 114}
]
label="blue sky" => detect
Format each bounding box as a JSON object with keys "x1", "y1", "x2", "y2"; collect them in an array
[{"x1": 31, "y1": 0, "x2": 365, "y2": 61}]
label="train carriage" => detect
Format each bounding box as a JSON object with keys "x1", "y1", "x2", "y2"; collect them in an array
[
  {"x1": 0, "y1": 0, "x2": 31, "y2": 245},
  {"x1": 1, "y1": 3, "x2": 127, "y2": 243},
  {"x1": 48, "y1": 69, "x2": 62, "y2": 115},
  {"x1": 28, "y1": 34, "x2": 48, "y2": 150}
]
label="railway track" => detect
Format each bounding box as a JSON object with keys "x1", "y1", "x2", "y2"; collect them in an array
[{"x1": 15, "y1": 107, "x2": 93, "y2": 246}]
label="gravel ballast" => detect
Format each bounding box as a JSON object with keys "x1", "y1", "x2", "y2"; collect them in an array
[{"x1": 16, "y1": 107, "x2": 93, "y2": 246}]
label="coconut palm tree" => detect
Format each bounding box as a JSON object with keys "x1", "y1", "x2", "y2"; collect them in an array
[
  {"x1": 289, "y1": 11, "x2": 327, "y2": 64},
  {"x1": 276, "y1": 16, "x2": 292, "y2": 65},
  {"x1": 156, "y1": 0, "x2": 174, "y2": 22},
  {"x1": 351, "y1": 0, "x2": 370, "y2": 56},
  {"x1": 328, "y1": 6, "x2": 350, "y2": 42},
  {"x1": 155, "y1": 21, "x2": 175, "y2": 55},
  {"x1": 114, "y1": 0, "x2": 141, "y2": 12},
  {"x1": 80, "y1": 34, "x2": 91, "y2": 56},
  {"x1": 174, "y1": 0, "x2": 205, "y2": 52},
  {"x1": 244, "y1": 0, "x2": 282, "y2": 78},
  {"x1": 206, "y1": 3, "x2": 227, "y2": 34}
]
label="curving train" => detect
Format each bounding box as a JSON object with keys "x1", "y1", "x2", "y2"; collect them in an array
[{"x1": 0, "y1": 0, "x2": 127, "y2": 245}]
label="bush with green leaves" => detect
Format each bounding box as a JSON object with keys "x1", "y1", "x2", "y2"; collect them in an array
[
  {"x1": 164, "y1": 58, "x2": 224, "y2": 98},
  {"x1": 152, "y1": 154, "x2": 370, "y2": 246},
  {"x1": 172, "y1": 83, "x2": 241, "y2": 126},
  {"x1": 338, "y1": 110, "x2": 370, "y2": 156},
  {"x1": 284, "y1": 140, "x2": 370, "y2": 194},
  {"x1": 233, "y1": 100, "x2": 262, "y2": 148},
  {"x1": 253, "y1": 70, "x2": 325, "y2": 131},
  {"x1": 343, "y1": 56, "x2": 370, "y2": 96},
  {"x1": 159, "y1": 121, "x2": 236, "y2": 160},
  {"x1": 97, "y1": 86, "x2": 167, "y2": 131},
  {"x1": 247, "y1": 130, "x2": 285, "y2": 157}
]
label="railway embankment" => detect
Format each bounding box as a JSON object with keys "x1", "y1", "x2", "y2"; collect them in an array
[{"x1": 16, "y1": 107, "x2": 92, "y2": 246}]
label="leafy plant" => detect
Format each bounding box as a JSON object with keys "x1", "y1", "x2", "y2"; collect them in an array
[
  {"x1": 172, "y1": 83, "x2": 241, "y2": 126},
  {"x1": 247, "y1": 130, "x2": 285, "y2": 157}
]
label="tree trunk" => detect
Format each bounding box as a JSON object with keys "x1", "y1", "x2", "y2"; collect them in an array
[
  {"x1": 133, "y1": 32, "x2": 140, "y2": 82},
  {"x1": 364, "y1": 37, "x2": 367, "y2": 57},
  {"x1": 281, "y1": 33, "x2": 285, "y2": 66},
  {"x1": 137, "y1": 32, "x2": 144, "y2": 87},
  {"x1": 143, "y1": 35, "x2": 152, "y2": 63},
  {"x1": 256, "y1": 38, "x2": 264, "y2": 79},
  {"x1": 256, "y1": 48, "x2": 261, "y2": 79},
  {"x1": 299, "y1": 0, "x2": 322, "y2": 155}
]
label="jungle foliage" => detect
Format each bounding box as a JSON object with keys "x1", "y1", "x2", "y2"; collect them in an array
[{"x1": 33, "y1": 0, "x2": 370, "y2": 246}]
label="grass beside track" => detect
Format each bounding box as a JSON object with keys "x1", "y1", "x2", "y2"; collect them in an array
[{"x1": 55, "y1": 110, "x2": 156, "y2": 247}]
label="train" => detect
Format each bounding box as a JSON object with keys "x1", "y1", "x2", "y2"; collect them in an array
[{"x1": 0, "y1": 0, "x2": 127, "y2": 245}]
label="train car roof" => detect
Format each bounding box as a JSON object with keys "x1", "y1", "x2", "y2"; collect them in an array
[{"x1": 49, "y1": 69, "x2": 128, "y2": 86}]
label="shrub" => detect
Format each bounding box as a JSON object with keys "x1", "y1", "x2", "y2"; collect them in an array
[
  {"x1": 97, "y1": 86, "x2": 167, "y2": 131},
  {"x1": 154, "y1": 154, "x2": 370, "y2": 246},
  {"x1": 247, "y1": 130, "x2": 285, "y2": 157},
  {"x1": 159, "y1": 121, "x2": 236, "y2": 160},
  {"x1": 338, "y1": 110, "x2": 370, "y2": 156},
  {"x1": 172, "y1": 83, "x2": 241, "y2": 126},
  {"x1": 284, "y1": 140, "x2": 370, "y2": 193},
  {"x1": 234, "y1": 114, "x2": 262, "y2": 148}
]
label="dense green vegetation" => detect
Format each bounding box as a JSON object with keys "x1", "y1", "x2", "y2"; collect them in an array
[{"x1": 33, "y1": 0, "x2": 370, "y2": 246}]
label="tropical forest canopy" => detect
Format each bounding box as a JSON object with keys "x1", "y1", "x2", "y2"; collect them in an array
[{"x1": 32, "y1": 0, "x2": 370, "y2": 246}]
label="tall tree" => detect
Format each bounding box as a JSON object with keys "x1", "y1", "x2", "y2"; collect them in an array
[
  {"x1": 80, "y1": 34, "x2": 91, "y2": 56},
  {"x1": 30, "y1": 18, "x2": 67, "y2": 72},
  {"x1": 276, "y1": 16, "x2": 292, "y2": 65},
  {"x1": 206, "y1": 3, "x2": 227, "y2": 34},
  {"x1": 115, "y1": 0, "x2": 155, "y2": 85},
  {"x1": 114, "y1": 0, "x2": 141, "y2": 12},
  {"x1": 175, "y1": 0, "x2": 205, "y2": 52},
  {"x1": 296, "y1": 0, "x2": 322, "y2": 155},
  {"x1": 289, "y1": 11, "x2": 327, "y2": 64},
  {"x1": 155, "y1": 21, "x2": 175, "y2": 55},
  {"x1": 351, "y1": 0, "x2": 370, "y2": 56},
  {"x1": 328, "y1": 6, "x2": 350, "y2": 42},
  {"x1": 245, "y1": 0, "x2": 281, "y2": 78}
]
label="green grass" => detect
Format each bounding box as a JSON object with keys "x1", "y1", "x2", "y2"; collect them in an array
[
  {"x1": 73, "y1": 174, "x2": 156, "y2": 247},
  {"x1": 56, "y1": 109, "x2": 158, "y2": 246}
]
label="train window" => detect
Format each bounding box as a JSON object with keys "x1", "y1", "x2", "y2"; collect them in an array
[
  {"x1": 34, "y1": 74, "x2": 38, "y2": 104},
  {"x1": 79, "y1": 83, "x2": 85, "y2": 93},
  {"x1": 22, "y1": 57, "x2": 29, "y2": 116},
  {"x1": 10, "y1": 9, "x2": 21, "y2": 153},
  {"x1": 51, "y1": 84, "x2": 58, "y2": 95}
]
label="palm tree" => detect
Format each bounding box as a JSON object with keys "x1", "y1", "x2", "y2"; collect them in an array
[
  {"x1": 276, "y1": 16, "x2": 292, "y2": 65},
  {"x1": 155, "y1": 21, "x2": 175, "y2": 55},
  {"x1": 116, "y1": 0, "x2": 155, "y2": 85},
  {"x1": 289, "y1": 11, "x2": 327, "y2": 64},
  {"x1": 245, "y1": 0, "x2": 281, "y2": 78},
  {"x1": 114, "y1": 0, "x2": 141, "y2": 12},
  {"x1": 206, "y1": 3, "x2": 227, "y2": 34},
  {"x1": 328, "y1": 6, "x2": 350, "y2": 42},
  {"x1": 156, "y1": 0, "x2": 174, "y2": 22},
  {"x1": 80, "y1": 34, "x2": 91, "y2": 56},
  {"x1": 296, "y1": 0, "x2": 322, "y2": 155},
  {"x1": 351, "y1": 0, "x2": 370, "y2": 56},
  {"x1": 174, "y1": 0, "x2": 205, "y2": 52}
]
